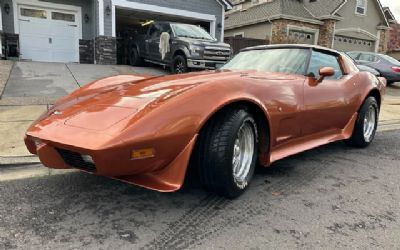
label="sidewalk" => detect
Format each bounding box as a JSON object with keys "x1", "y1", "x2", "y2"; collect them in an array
[{"x1": 0, "y1": 105, "x2": 46, "y2": 164}]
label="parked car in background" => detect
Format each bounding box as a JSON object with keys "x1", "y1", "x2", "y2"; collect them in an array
[
  {"x1": 357, "y1": 64, "x2": 381, "y2": 76},
  {"x1": 25, "y1": 44, "x2": 386, "y2": 199},
  {"x1": 347, "y1": 51, "x2": 400, "y2": 85},
  {"x1": 128, "y1": 21, "x2": 232, "y2": 74}
]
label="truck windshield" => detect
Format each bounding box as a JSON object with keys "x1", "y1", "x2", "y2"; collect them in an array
[
  {"x1": 171, "y1": 24, "x2": 215, "y2": 40},
  {"x1": 221, "y1": 48, "x2": 309, "y2": 75}
]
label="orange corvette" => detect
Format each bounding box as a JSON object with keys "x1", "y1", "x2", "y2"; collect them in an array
[{"x1": 25, "y1": 45, "x2": 386, "y2": 198}]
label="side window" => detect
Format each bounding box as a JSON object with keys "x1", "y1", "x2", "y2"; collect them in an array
[
  {"x1": 308, "y1": 51, "x2": 343, "y2": 80},
  {"x1": 148, "y1": 25, "x2": 161, "y2": 39},
  {"x1": 159, "y1": 23, "x2": 172, "y2": 35},
  {"x1": 359, "y1": 53, "x2": 376, "y2": 62}
]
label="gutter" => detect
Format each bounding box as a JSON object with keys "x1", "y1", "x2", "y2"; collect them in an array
[{"x1": 225, "y1": 14, "x2": 324, "y2": 30}]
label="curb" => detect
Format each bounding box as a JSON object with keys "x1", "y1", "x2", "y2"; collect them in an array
[{"x1": 0, "y1": 155, "x2": 40, "y2": 166}]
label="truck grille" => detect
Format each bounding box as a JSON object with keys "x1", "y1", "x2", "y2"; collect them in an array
[
  {"x1": 204, "y1": 47, "x2": 231, "y2": 61},
  {"x1": 57, "y1": 148, "x2": 96, "y2": 172}
]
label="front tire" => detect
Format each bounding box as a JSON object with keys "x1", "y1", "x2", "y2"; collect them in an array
[
  {"x1": 195, "y1": 109, "x2": 258, "y2": 199},
  {"x1": 171, "y1": 55, "x2": 188, "y2": 74},
  {"x1": 346, "y1": 97, "x2": 378, "y2": 148}
]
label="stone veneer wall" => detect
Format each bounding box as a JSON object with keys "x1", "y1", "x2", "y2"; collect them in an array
[
  {"x1": 378, "y1": 29, "x2": 389, "y2": 53},
  {"x1": 95, "y1": 36, "x2": 117, "y2": 65},
  {"x1": 79, "y1": 39, "x2": 94, "y2": 64},
  {"x1": 318, "y1": 20, "x2": 336, "y2": 48},
  {"x1": 271, "y1": 19, "x2": 320, "y2": 44}
]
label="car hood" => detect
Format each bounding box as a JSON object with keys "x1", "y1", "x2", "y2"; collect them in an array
[{"x1": 27, "y1": 70, "x2": 300, "y2": 146}]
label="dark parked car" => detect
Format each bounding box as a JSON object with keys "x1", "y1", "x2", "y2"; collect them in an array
[
  {"x1": 357, "y1": 65, "x2": 380, "y2": 76},
  {"x1": 128, "y1": 21, "x2": 231, "y2": 74},
  {"x1": 347, "y1": 51, "x2": 400, "y2": 85}
]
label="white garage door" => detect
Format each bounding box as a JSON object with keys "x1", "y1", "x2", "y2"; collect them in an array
[
  {"x1": 333, "y1": 35, "x2": 375, "y2": 52},
  {"x1": 18, "y1": 6, "x2": 80, "y2": 63}
]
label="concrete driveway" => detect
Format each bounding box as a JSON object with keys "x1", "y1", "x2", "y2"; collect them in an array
[{"x1": 1, "y1": 61, "x2": 168, "y2": 105}]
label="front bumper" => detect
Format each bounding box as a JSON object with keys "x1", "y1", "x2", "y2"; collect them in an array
[
  {"x1": 24, "y1": 134, "x2": 198, "y2": 192},
  {"x1": 187, "y1": 59, "x2": 227, "y2": 70}
]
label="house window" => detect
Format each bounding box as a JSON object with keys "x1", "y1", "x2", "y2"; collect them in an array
[
  {"x1": 355, "y1": 0, "x2": 367, "y2": 15},
  {"x1": 21, "y1": 8, "x2": 47, "y2": 19},
  {"x1": 234, "y1": 32, "x2": 244, "y2": 38},
  {"x1": 52, "y1": 12, "x2": 75, "y2": 22}
]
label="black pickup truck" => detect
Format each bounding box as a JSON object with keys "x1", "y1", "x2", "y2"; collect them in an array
[{"x1": 128, "y1": 21, "x2": 232, "y2": 73}]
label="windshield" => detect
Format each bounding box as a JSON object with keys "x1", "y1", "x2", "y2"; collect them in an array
[
  {"x1": 221, "y1": 48, "x2": 309, "y2": 75},
  {"x1": 380, "y1": 54, "x2": 400, "y2": 66},
  {"x1": 171, "y1": 24, "x2": 215, "y2": 40}
]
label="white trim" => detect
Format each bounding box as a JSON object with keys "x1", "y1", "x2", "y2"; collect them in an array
[
  {"x1": 220, "y1": 7, "x2": 225, "y2": 42},
  {"x1": 287, "y1": 25, "x2": 319, "y2": 45},
  {"x1": 332, "y1": 0, "x2": 347, "y2": 16},
  {"x1": 111, "y1": 0, "x2": 217, "y2": 38},
  {"x1": 97, "y1": 0, "x2": 104, "y2": 36},
  {"x1": 355, "y1": 0, "x2": 368, "y2": 16},
  {"x1": 331, "y1": 21, "x2": 336, "y2": 48},
  {"x1": 12, "y1": 0, "x2": 82, "y2": 39},
  {"x1": 334, "y1": 28, "x2": 378, "y2": 40},
  {"x1": 375, "y1": 30, "x2": 380, "y2": 52},
  {"x1": 111, "y1": 4, "x2": 116, "y2": 37},
  {"x1": 217, "y1": 0, "x2": 233, "y2": 10}
]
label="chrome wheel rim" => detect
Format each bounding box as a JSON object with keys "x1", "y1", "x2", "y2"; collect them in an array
[
  {"x1": 363, "y1": 106, "x2": 376, "y2": 142},
  {"x1": 175, "y1": 61, "x2": 185, "y2": 73},
  {"x1": 232, "y1": 121, "x2": 255, "y2": 187}
]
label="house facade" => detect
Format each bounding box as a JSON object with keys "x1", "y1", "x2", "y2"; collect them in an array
[
  {"x1": 384, "y1": 7, "x2": 400, "y2": 59},
  {"x1": 0, "y1": 0, "x2": 232, "y2": 64},
  {"x1": 225, "y1": 0, "x2": 390, "y2": 53}
]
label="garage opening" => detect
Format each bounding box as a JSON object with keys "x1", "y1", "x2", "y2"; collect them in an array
[{"x1": 115, "y1": 8, "x2": 212, "y2": 65}]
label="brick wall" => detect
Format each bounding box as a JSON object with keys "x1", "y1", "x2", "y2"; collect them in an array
[
  {"x1": 271, "y1": 19, "x2": 320, "y2": 45},
  {"x1": 319, "y1": 20, "x2": 336, "y2": 48}
]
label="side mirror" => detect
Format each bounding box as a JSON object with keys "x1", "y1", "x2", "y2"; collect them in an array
[{"x1": 317, "y1": 67, "x2": 335, "y2": 83}]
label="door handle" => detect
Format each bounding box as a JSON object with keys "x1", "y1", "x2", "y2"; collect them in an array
[
  {"x1": 49, "y1": 38, "x2": 52, "y2": 44},
  {"x1": 19, "y1": 19, "x2": 30, "y2": 22}
]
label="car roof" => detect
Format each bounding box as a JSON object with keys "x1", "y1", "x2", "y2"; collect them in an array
[{"x1": 242, "y1": 44, "x2": 340, "y2": 55}]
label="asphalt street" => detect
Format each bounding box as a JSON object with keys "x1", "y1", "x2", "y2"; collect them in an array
[{"x1": 0, "y1": 130, "x2": 399, "y2": 250}]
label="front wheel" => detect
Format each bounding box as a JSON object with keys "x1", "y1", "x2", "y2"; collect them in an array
[
  {"x1": 195, "y1": 109, "x2": 258, "y2": 199},
  {"x1": 346, "y1": 97, "x2": 378, "y2": 148},
  {"x1": 171, "y1": 55, "x2": 188, "y2": 74}
]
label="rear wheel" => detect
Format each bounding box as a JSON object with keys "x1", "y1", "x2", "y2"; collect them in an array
[
  {"x1": 195, "y1": 109, "x2": 258, "y2": 199},
  {"x1": 347, "y1": 97, "x2": 378, "y2": 148},
  {"x1": 129, "y1": 48, "x2": 142, "y2": 66}
]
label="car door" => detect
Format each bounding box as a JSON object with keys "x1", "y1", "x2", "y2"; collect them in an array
[
  {"x1": 146, "y1": 24, "x2": 162, "y2": 61},
  {"x1": 302, "y1": 50, "x2": 357, "y2": 136}
]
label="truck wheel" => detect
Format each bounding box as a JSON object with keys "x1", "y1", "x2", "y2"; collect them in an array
[
  {"x1": 129, "y1": 48, "x2": 142, "y2": 66},
  {"x1": 172, "y1": 55, "x2": 188, "y2": 74},
  {"x1": 195, "y1": 109, "x2": 258, "y2": 199}
]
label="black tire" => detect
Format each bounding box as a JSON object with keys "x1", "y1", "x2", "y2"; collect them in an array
[
  {"x1": 346, "y1": 97, "x2": 379, "y2": 148},
  {"x1": 129, "y1": 48, "x2": 142, "y2": 66},
  {"x1": 171, "y1": 55, "x2": 188, "y2": 74},
  {"x1": 194, "y1": 108, "x2": 258, "y2": 199},
  {"x1": 387, "y1": 81, "x2": 395, "y2": 86}
]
